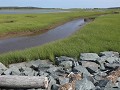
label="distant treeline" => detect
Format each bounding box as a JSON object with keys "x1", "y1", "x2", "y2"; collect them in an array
[
  {"x1": 108, "y1": 7, "x2": 120, "y2": 9},
  {"x1": 0, "y1": 7, "x2": 61, "y2": 10}
]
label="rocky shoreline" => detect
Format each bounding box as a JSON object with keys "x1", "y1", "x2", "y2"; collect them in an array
[{"x1": 0, "y1": 51, "x2": 120, "y2": 90}]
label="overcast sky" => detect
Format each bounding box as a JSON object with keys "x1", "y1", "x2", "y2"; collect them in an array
[{"x1": 0, "y1": 0, "x2": 120, "y2": 8}]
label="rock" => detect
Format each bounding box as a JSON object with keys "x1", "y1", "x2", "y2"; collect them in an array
[
  {"x1": 91, "y1": 86, "x2": 101, "y2": 90},
  {"x1": 0, "y1": 62, "x2": 7, "y2": 70},
  {"x1": 73, "y1": 65, "x2": 91, "y2": 76},
  {"x1": 105, "y1": 57, "x2": 119, "y2": 64},
  {"x1": 3, "y1": 66, "x2": 20, "y2": 75},
  {"x1": 105, "y1": 63, "x2": 120, "y2": 69},
  {"x1": 75, "y1": 78, "x2": 95, "y2": 90},
  {"x1": 104, "y1": 88, "x2": 120, "y2": 90},
  {"x1": 80, "y1": 53, "x2": 99, "y2": 61},
  {"x1": 51, "y1": 84, "x2": 59, "y2": 90},
  {"x1": 99, "y1": 62, "x2": 106, "y2": 71},
  {"x1": 0, "y1": 69, "x2": 4, "y2": 75},
  {"x1": 38, "y1": 71, "x2": 49, "y2": 76},
  {"x1": 80, "y1": 61, "x2": 99, "y2": 73},
  {"x1": 97, "y1": 80, "x2": 109, "y2": 87},
  {"x1": 83, "y1": 75, "x2": 95, "y2": 84},
  {"x1": 59, "y1": 61, "x2": 72, "y2": 69},
  {"x1": 72, "y1": 61, "x2": 79, "y2": 67},
  {"x1": 48, "y1": 76, "x2": 56, "y2": 90},
  {"x1": 26, "y1": 59, "x2": 53, "y2": 71},
  {"x1": 55, "y1": 56, "x2": 74, "y2": 65},
  {"x1": 9, "y1": 62, "x2": 27, "y2": 68},
  {"x1": 94, "y1": 75, "x2": 104, "y2": 81},
  {"x1": 105, "y1": 81, "x2": 116, "y2": 88},
  {"x1": 117, "y1": 77, "x2": 120, "y2": 82},
  {"x1": 96, "y1": 71, "x2": 107, "y2": 77},
  {"x1": 20, "y1": 67, "x2": 35, "y2": 76},
  {"x1": 117, "y1": 81, "x2": 120, "y2": 88},
  {"x1": 46, "y1": 66, "x2": 62, "y2": 74},
  {"x1": 58, "y1": 77, "x2": 69, "y2": 85},
  {"x1": 100, "y1": 51, "x2": 119, "y2": 58},
  {"x1": 80, "y1": 61, "x2": 99, "y2": 68}
]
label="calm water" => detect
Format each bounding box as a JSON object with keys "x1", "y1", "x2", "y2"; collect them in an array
[
  {"x1": 0, "y1": 19, "x2": 85, "y2": 54},
  {"x1": 0, "y1": 9, "x2": 68, "y2": 14}
]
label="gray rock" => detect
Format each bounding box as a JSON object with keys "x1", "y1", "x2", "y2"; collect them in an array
[
  {"x1": 91, "y1": 86, "x2": 101, "y2": 90},
  {"x1": 104, "y1": 88, "x2": 120, "y2": 90},
  {"x1": 117, "y1": 81, "x2": 120, "y2": 88},
  {"x1": 96, "y1": 56, "x2": 107, "y2": 63},
  {"x1": 117, "y1": 77, "x2": 120, "y2": 82},
  {"x1": 75, "y1": 78, "x2": 95, "y2": 90},
  {"x1": 55, "y1": 56, "x2": 74, "y2": 65},
  {"x1": 73, "y1": 61, "x2": 79, "y2": 67},
  {"x1": 105, "y1": 57, "x2": 119, "y2": 64},
  {"x1": 94, "y1": 75, "x2": 104, "y2": 81},
  {"x1": 97, "y1": 80, "x2": 109, "y2": 87},
  {"x1": 58, "y1": 77, "x2": 69, "y2": 85},
  {"x1": 20, "y1": 67, "x2": 35, "y2": 76},
  {"x1": 80, "y1": 53, "x2": 99, "y2": 61},
  {"x1": 73, "y1": 65, "x2": 91, "y2": 76},
  {"x1": 99, "y1": 62, "x2": 106, "y2": 71},
  {"x1": 105, "y1": 81, "x2": 116, "y2": 88},
  {"x1": 47, "y1": 66, "x2": 62, "y2": 74},
  {"x1": 100, "y1": 51, "x2": 119, "y2": 58},
  {"x1": 3, "y1": 66, "x2": 20, "y2": 75},
  {"x1": 26, "y1": 59, "x2": 53, "y2": 71},
  {"x1": 105, "y1": 63, "x2": 120, "y2": 69},
  {"x1": 83, "y1": 75, "x2": 95, "y2": 84},
  {"x1": 51, "y1": 84, "x2": 59, "y2": 90},
  {"x1": 96, "y1": 71, "x2": 107, "y2": 77},
  {"x1": 0, "y1": 62, "x2": 7, "y2": 70},
  {"x1": 9, "y1": 62, "x2": 27, "y2": 68},
  {"x1": 0, "y1": 69, "x2": 4, "y2": 75},
  {"x1": 80, "y1": 61, "x2": 99, "y2": 68},
  {"x1": 80, "y1": 61, "x2": 99, "y2": 73},
  {"x1": 38, "y1": 71, "x2": 49, "y2": 76},
  {"x1": 59, "y1": 61, "x2": 72, "y2": 69},
  {"x1": 48, "y1": 76, "x2": 56, "y2": 90}
]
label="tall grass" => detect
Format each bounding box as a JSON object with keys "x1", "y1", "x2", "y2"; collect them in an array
[
  {"x1": 0, "y1": 11, "x2": 109, "y2": 35},
  {"x1": 0, "y1": 13, "x2": 120, "y2": 65}
]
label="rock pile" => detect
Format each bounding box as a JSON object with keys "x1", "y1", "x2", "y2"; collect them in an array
[{"x1": 0, "y1": 51, "x2": 120, "y2": 90}]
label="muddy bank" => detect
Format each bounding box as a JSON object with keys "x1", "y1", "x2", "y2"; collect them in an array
[{"x1": 0, "y1": 19, "x2": 85, "y2": 54}]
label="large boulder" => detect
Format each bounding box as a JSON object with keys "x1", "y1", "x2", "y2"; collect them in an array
[
  {"x1": 105, "y1": 57, "x2": 119, "y2": 64},
  {"x1": 80, "y1": 61, "x2": 100, "y2": 73},
  {"x1": 105, "y1": 63, "x2": 120, "y2": 69},
  {"x1": 80, "y1": 53, "x2": 99, "y2": 61},
  {"x1": 73, "y1": 65, "x2": 91, "y2": 76},
  {"x1": 75, "y1": 78, "x2": 95, "y2": 90},
  {"x1": 3, "y1": 66, "x2": 21, "y2": 75},
  {"x1": 100, "y1": 51, "x2": 119, "y2": 58}
]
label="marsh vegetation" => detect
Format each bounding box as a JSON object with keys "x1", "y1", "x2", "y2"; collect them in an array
[{"x1": 0, "y1": 9, "x2": 120, "y2": 65}]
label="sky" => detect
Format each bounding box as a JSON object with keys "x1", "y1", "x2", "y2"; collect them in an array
[{"x1": 0, "y1": 0, "x2": 120, "y2": 8}]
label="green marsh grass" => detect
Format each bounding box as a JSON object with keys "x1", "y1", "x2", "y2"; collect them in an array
[
  {"x1": 0, "y1": 11, "x2": 108, "y2": 35},
  {"x1": 0, "y1": 12, "x2": 120, "y2": 65}
]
